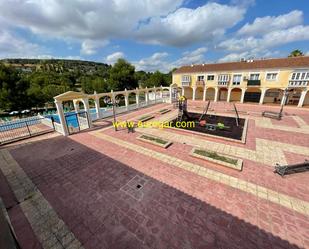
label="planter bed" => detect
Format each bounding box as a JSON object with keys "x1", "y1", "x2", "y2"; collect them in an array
[
  {"x1": 137, "y1": 115, "x2": 155, "y2": 122},
  {"x1": 158, "y1": 109, "x2": 171, "y2": 114},
  {"x1": 137, "y1": 134, "x2": 172, "y2": 148},
  {"x1": 190, "y1": 148, "x2": 243, "y2": 171}
]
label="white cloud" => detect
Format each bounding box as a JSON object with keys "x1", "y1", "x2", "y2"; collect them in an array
[
  {"x1": 105, "y1": 52, "x2": 125, "y2": 64},
  {"x1": 219, "y1": 25, "x2": 309, "y2": 53},
  {"x1": 136, "y1": 3, "x2": 246, "y2": 46},
  {"x1": 81, "y1": 39, "x2": 109, "y2": 55},
  {"x1": 0, "y1": 30, "x2": 45, "y2": 58},
  {"x1": 238, "y1": 10, "x2": 303, "y2": 36},
  {"x1": 134, "y1": 47, "x2": 208, "y2": 72},
  {"x1": 218, "y1": 50, "x2": 279, "y2": 62}
]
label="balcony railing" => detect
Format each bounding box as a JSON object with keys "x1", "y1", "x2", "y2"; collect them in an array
[
  {"x1": 182, "y1": 82, "x2": 190, "y2": 87},
  {"x1": 195, "y1": 80, "x2": 205, "y2": 86},
  {"x1": 288, "y1": 80, "x2": 308, "y2": 87},
  {"x1": 247, "y1": 80, "x2": 261, "y2": 86},
  {"x1": 218, "y1": 81, "x2": 229, "y2": 86}
]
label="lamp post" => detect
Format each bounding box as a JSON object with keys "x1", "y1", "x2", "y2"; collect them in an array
[{"x1": 104, "y1": 96, "x2": 120, "y2": 131}]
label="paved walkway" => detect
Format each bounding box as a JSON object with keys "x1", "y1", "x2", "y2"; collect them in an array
[{"x1": 0, "y1": 102, "x2": 308, "y2": 249}]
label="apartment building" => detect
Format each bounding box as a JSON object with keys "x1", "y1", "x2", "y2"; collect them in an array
[{"x1": 172, "y1": 56, "x2": 309, "y2": 107}]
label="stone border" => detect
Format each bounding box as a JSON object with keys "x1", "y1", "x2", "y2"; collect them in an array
[
  {"x1": 190, "y1": 148, "x2": 243, "y2": 171},
  {"x1": 137, "y1": 134, "x2": 172, "y2": 148}
]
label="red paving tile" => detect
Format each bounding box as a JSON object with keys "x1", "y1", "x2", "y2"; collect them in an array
[{"x1": 1, "y1": 102, "x2": 309, "y2": 249}]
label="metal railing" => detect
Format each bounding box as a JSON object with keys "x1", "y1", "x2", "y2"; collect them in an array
[{"x1": 0, "y1": 116, "x2": 55, "y2": 145}]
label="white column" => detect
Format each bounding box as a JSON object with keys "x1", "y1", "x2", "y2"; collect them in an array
[
  {"x1": 240, "y1": 88, "x2": 246, "y2": 103},
  {"x1": 145, "y1": 88, "x2": 149, "y2": 104},
  {"x1": 281, "y1": 90, "x2": 288, "y2": 106},
  {"x1": 153, "y1": 86, "x2": 157, "y2": 103},
  {"x1": 259, "y1": 88, "x2": 266, "y2": 105},
  {"x1": 160, "y1": 86, "x2": 163, "y2": 99},
  {"x1": 82, "y1": 98, "x2": 93, "y2": 128},
  {"x1": 169, "y1": 86, "x2": 173, "y2": 103},
  {"x1": 135, "y1": 88, "x2": 139, "y2": 107},
  {"x1": 181, "y1": 87, "x2": 184, "y2": 96},
  {"x1": 227, "y1": 88, "x2": 232, "y2": 102},
  {"x1": 192, "y1": 87, "x2": 196, "y2": 100},
  {"x1": 94, "y1": 97, "x2": 101, "y2": 119},
  {"x1": 124, "y1": 89, "x2": 129, "y2": 110},
  {"x1": 298, "y1": 90, "x2": 308, "y2": 107},
  {"x1": 214, "y1": 87, "x2": 219, "y2": 102},
  {"x1": 73, "y1": 100, "x2": 79, "y2": 112},
  {"x1": 203, "y1": 87, "x2": 207, "y2": 101},
  {"x1": 55, "y1": 100, "x2": 69, "y2": 136}
]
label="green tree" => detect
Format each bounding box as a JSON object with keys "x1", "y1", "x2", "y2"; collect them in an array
[
  {"x1": 288, "y1": 49, "x2": 304, "y2": 57},
  {"x1": 109, "y1": 59, "x2": 137, "y2": 90},
  {"x1": 144, "y1": 71, "x2": 166, "y2": 88},
  {"x1": 0, "y1": 64, "x2": 30, "y2": 111}
]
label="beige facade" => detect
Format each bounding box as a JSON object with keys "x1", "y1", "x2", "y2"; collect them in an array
[{"x1": 172, "y1": 61, "x2": 309, "y2": 107}]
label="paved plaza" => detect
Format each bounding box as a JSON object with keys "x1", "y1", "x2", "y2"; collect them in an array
[{"x1": 0, "y1": 102, "x2": 309, "y2": 249}]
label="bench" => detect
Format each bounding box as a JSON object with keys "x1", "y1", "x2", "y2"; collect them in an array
[
  {"x1": 274, "y1": 160, "x2": 309, "y2": 176},
  {"x1": 262, "y1": 111, "x2": 282, "y2": 120}
]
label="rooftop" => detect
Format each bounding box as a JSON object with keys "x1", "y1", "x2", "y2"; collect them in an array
[{"x1": 174, "y1": 56, "x2": 309, "y2": 74}]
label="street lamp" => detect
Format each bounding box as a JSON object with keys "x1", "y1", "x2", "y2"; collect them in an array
[{"x1": 104, "y1": 95, "x2": 120, "y2": 131}]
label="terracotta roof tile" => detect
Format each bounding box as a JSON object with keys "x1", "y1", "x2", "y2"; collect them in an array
[{"x1": 173, "y1": 56, "x2": 309, "y2": 74}]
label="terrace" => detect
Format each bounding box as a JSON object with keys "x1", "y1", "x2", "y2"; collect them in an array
[{"x1": 0, "y1": 92, "x2": 309, "y2": 249}]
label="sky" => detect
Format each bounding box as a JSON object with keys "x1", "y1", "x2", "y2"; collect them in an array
[{"x1": 0, "y1": 0, "x2": 309, "y2": 72}]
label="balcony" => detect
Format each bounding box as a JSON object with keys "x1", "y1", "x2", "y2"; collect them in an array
[
  {"x1": 288, "y1": 80, "x2": 308, "y2": 87},
  {"x1": 247, "y1": 80, "x2": 260, "y2": 86},
  {"x1": 181, "y1": 81, "x2": 190, "y2": 87},
  {"x1": 195, "y1": 80, "x2": 205, "y2": 86}
]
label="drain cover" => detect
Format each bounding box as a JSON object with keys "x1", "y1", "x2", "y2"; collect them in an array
[{"x1": 120, "y1": 175, "x2": 148, "y2": 201}]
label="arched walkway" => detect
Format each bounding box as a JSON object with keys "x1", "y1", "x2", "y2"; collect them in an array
[
  {"x1": 99, "y1": 95, "x2": 111, "y2": 108},
  {"x1": 183, "y1": 87, "x2": 193, "y2": 99},
  {"x1": 139, "y1": 91, "x2": 146, "y2": 103},
  {"x1": 218, "y1": 87, "x2": 228, "y2": 101},
  {"x1": 195, "y1": 87, "x2": 204, "y2": 100},
  {"x1": 264, "y1": 88, "x2": 284, "y2": 105},
  {"x1": 244, "y1": 88, "x2": 261, "y2": 103},
  {"x1": 205, "y1": 87, "x2": 216, "y2": 101},
  {"x1": 62, "y1": 100, "x2": 75, "y2": 112},
  {"x1": 230, "y1": 88, "x2": 242, "y2": 102}
]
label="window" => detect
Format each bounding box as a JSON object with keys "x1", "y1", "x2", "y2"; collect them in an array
[
  {"x1": 182, "y1": 75, "x2": 191, "y2": 82},
  {"x1": 290, "y1": 72, "x2": 309, "y2": 81},
  {"x1": 218, "y1": 74, "x2": 229, "y2": 82},
  {"x1": 207, "y1": 75, "x2": 214, "y2": 81},
  {"x1": 266, "y1": 73, "x2": 278, "y2": 81},
  {"x1": 197, "y1": 75, "x2": 204, "y2": 81},
  {"x1": 232, "y1": 74, "x2": 242, "y2": 85},
  {"x1": 250, "y1": 73, "x2": 260, "y2": 80}
]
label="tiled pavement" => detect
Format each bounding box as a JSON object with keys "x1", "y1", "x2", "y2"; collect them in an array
[{"x1": 0, "y1": 102, "x2": 309, "y2": 249}]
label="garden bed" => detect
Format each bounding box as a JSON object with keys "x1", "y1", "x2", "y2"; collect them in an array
[
  {"x1": 158, "y1": 109, "x2": 171, "y2": 114},
  {"x1": 137, "y1": 115, "x2": 155, "y2": 122},
  {"x1": 190, "y1": 148, "x2": 243, "y2": 171},
  {"x1": 137, "y1": 134, "x2": 172, "y2": 148},
  {"x1": 171, "y1": 112, "x2": 246, "y2": 141}
]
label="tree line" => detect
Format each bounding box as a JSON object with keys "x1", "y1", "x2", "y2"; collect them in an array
[{"x1": 0, "y1": 58, "x2": 173, "y2": 112}]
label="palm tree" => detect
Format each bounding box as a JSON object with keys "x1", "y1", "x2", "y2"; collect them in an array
[{"x1": 288, "y1": 49, "x2": 304, "y2": 57}]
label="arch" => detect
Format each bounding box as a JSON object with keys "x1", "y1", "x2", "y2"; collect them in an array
[
  {"x1": 264, "y1": 88, "x2": 284, "y2": 105},
  {"x1": 115, "y1": 93, "x2": 126, "y2": 107},
  {"x1": 88, "y1": 98, "x2": 96, "y2": 108},
  {"x1": 98, "y1": 94, "x2": 112, "y2": 108},
  {"x1": 218, "y1": 87, "x2": 228, "y2": 101},
  {"x1": 139, "y1": 91, "x2": 146, "y2": 103},
  {"x1": 128, "y1": 92, "x2": 136, "y2": 104},
  {"x1": 62, "y1": 100, "x2": 75, "y2": 113},
  {"x1": 183, "y1": 87, "x2": 193, "y2": 99},
  {"x1": 304, "y1": 90, "x2": 309, "y2": 107},
  {"x1": 205, "y1": 87, "x2": 216, "y2": 101},
  {"x1": 147, "y1": 90, "x2": 156, "y2": 102},
  {"x1": 195, "y1": 87, "x2": 204, "y2": 100},
  {"x1": 162, "y1": 88, "x2": 170, "y2": 98},
  {"x1": 230, "y1": 88, "x2": 242, "y2": 102},
  {"x1": 285, "y1": 88, "x2": 303, "y2": 106},
  {"x1": 244, "y1": 87, "x2": 261, "y2": 103}
]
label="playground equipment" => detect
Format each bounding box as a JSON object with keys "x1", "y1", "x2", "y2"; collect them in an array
[
  {"x1": 274, "y1": 160, "x2": 309, "y2": 176},
  {"x1": 177, "y1": 96, "x2": 190, "y2": 121}
]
